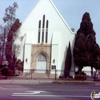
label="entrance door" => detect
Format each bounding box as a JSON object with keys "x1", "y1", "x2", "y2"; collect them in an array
[{"x1": 37, "y1": 54, "x2": 46, "y2": 73}]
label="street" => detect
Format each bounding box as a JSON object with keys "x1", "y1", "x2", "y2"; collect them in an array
[{"x1": 0, "y1": 83, "x2": 100, "y2": 100}]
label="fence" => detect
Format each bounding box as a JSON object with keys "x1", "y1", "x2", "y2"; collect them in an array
[{"x1": 0, "y1": 69, "x2": 100, "y2": 81}]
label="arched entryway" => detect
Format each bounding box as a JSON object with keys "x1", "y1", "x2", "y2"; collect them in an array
[{"x1": 36, "y1": 54, "x2": 46, "y2": 73}]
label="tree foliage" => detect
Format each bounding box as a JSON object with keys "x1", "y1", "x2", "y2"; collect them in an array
[
  {"x1": 73, "y1": 12, "x2": 100, "y2": 70},
  {"x1": 64, "y1": 42, "x2": 72, "y2": 78},
  {"x1": 5, "y1": 19, "x2": 21, "y2": 68},
  {"x1": 3, "y1": 2, "x2": 18, "y2": 27},
  {"x1": 0, "y1": 25, "x2": 9, "y2": 63},
  {"x1": 0, "y1": 2, "x2": 21, "y2": 69},
  {"x1": 0, "y1": 25, "x2": 4, "y2": 63},
  {"x1": 93, "y1": 54, "x2": 100, "y2": 70},
  {"x1": 15, "y1": 59, "x2": 23, "y2": 70}
]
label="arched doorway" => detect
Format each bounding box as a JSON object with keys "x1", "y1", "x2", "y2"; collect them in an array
[{"x1": 36, "y1": 54, "x2": 46, "y2": 73}]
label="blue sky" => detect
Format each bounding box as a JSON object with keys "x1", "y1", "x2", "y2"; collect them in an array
[{"x1": 0, "y1": 0, "x2": 100, "y2": 45}]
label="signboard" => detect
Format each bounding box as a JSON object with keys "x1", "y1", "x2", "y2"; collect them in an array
[{"x1": 52, "y1": 65, "x2": 56, "y2": 69}]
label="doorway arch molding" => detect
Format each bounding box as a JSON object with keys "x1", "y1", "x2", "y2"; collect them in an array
[
  {"x1": 32, "y1": 51, "x2": 50, "y2": 62},
  {"x1": 31, "y1": 51, "x2": 51, "y2": 70}
]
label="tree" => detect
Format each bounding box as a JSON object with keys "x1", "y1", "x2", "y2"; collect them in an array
[
  {"x1": 93, "y1": 55, "x2": 100, "y2": 70},
  {"x1": 73, "y1": 12, "x2": 100, "y2": 72},
  {"x1": 0, "y1": 2, "x2": 18, "y2": 64},
  {"x1": 0, "y1": 25, "x2": 4, "y2": 63},
  {"x1": 5, "y1": 19, "x2": 21, "y2": 69},
  {"x1": 0, "y1": 25, "x2": 9, "y2": 64},
  {"x1": 64, "y1": 42, "x2": 72, "y2": 78},
  {"x1": 0, "y1": 2, "x2": 21, "y2": 70},
  {"x1": 3, "y1": 2, "x2": 18, "y2": 27}
]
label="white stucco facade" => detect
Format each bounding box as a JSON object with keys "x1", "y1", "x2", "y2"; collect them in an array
[{"x1": 15, "y1": 0, "x2": 75, "y2": 77}]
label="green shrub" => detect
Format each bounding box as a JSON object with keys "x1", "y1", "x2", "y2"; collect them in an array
[
  {"x1": 75, "y1": 75, "x2": 87, "y2": 80},
  {"x1": 8, "y1": 70, "x2": 14, "y2": 76},
  {"x1": 59, "y1": 75, "x2": 64, "y2": 79},
  {"x1": 3, "y1": 70, "x2": 14, "y2": 76},
  {"x1": 75, "y1": 72, "x2": 79, "y2": 75},
  {"x1": 75, "y1": 71, "x2": 87, "y2": 80},
  {"x1": 15, "y1": 59, "x2": 23, "y2": 71}
]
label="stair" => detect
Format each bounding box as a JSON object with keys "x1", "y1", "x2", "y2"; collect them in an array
[{"x1": 18, "y1": 72, "x2": 55, "y2": 79}]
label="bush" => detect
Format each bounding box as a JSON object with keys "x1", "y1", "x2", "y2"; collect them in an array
[
  {"x1": 15, "y1": 59, "x2": 23, "y2": 71},
  {"x1": 75, "y1": 71, "x2": 87, "y2": 80},
  {"x1": 81, "y1": 72, "x2": 86, "y2": 75},
  {"x1": 75, "y1": 71, "x2": 79, "y2": 75},
  {"x1": 7, "y1": 70, "x2": 14, "y2": 76},
  {"x1": 75, "y1": 75, "x2": 87, "y2": 80},
  {"x1": 68, "y1": 76, "x2": 73, "y2": 79},
  {"x1": 3, "y1": 69, "x2": 14, "y2": 76},
  {"x1": 59, "y1": 75, "x2": 64, "y2": 79}
]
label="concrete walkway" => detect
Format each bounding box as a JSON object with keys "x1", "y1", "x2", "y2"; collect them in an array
[
  {"x1": 0, "y1": 78, "x2": 100, "y2": 85},
  {"x1": 0, "y1": 75, "x2": 100, "y2": 85},
  {"x1": 0, "y1": 79, "x2": 53, "y2": 85}
]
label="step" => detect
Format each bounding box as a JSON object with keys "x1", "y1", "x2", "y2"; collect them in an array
[{"x1": 21, "y1": 73, "x2": 55, "y2": 79}]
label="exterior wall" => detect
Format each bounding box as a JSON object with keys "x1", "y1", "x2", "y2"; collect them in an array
[
  {"x1": 51, "y1": 44, "x2": 59, "y2": 74},
  {"x1": 15, "y1": 0, "x2": 75, "y2": 76},
  {"x1": 23, "y1": 44, "x2": 31, "y2": 72},
  {"x1": 70, "y1": 38, "x2": 75, "y2": 77},
  {"x1": 51, "y1": 32, "x2": 59, "y2": 74}
]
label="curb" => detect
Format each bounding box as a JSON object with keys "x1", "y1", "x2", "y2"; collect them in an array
[{"x1": 52, "y1": 81, "x2": 100, "y2": 85}]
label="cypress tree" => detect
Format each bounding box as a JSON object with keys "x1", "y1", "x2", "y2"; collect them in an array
[
  {"x1": 73, "y1": 12, "x2": 100, "y2": 71},
  {"x1": 64, "y1": 42, "x2": 72, "y2": 78}
]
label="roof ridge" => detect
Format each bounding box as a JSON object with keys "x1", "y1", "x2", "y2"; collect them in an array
[{"x1": 49, "y1": 0, "x2": 74, "y2": 34}]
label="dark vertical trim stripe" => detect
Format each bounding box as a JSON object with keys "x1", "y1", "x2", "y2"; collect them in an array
[
  {"x1": 38, "y1": 20, "x2": 41, "y2": 43},
  {"x1": 46, "y1": 20, "x2": 48, "y2": 28},
  {"x1": 45, "y1": 20, "x2": 49, "y2": 43},
  {"x1": 42, "y1": 15, "x2": 45, "y2": 28},
  {"x1": 42, "y1": 15, "x2": 45, "y2": 43},
  {"x1": 39, "y1": 20, "x2": 41, "y2": 28}
]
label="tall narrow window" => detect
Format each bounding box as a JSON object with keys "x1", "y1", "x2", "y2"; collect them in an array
[
  {"x1": 42, "y1": 15, "x2": 45, "y2": 28},
  {"x1": 42, "y1": 15, "x2": 45, "y2": 43},
  {"x1": 38, "y1": 15, "x2": 49, "y2": 44},
  {"x1": 38, "y1": 20, "x2": 41, "y2": 43},
  {"x1": 45, "y1": 20, "x2": 49, "y2": 43}
]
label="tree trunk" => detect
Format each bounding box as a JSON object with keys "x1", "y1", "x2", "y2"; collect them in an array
[
  {"x1": 79, "y1": 66, "x2": 83, "y2": 74},
  {"x1": 91, "y1": 66, "x2": 93, "y2": 77}
]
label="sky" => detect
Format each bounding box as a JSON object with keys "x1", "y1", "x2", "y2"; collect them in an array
[{"x1": 0, "y1": 0, "x2": 100, "y2": 45}]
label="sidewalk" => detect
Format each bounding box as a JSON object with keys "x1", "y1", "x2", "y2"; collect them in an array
[
  {"x1": 0, "y1": 74, "x2": 100, "y2": 85},
  {"x1": 0, "y1": 78, "x2": 100, "y2": 85},
  {"x1": 0, "y1": 79, "x2": 53, "y2": 85}
]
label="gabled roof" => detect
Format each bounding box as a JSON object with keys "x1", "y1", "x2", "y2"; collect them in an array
[
  {"x1": 22, "y1": 0, "x2": 74, "y2": 34},
  {"x1": 49, "y1": 0, "x2": 73, "y2": 33}
]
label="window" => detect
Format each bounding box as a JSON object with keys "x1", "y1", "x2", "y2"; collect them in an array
[
  {"x1": 42, "y1": 15, "x2": 45, "y2": 28},
  {"x1": 42, "y1": 15, "x2": 45, "y2": 43},
  {"x1": 38, "y1": 15, "x2": 49, "y2": 44},
  {"x1": 45, "y1": 20, "x2": 49, "y2": 43},
  {"x1": 38, "y1": 54, "x2": 46, "y2": 61},
  {"x1": 38, "y1": 20, "x2": 41, "y2": 43}
]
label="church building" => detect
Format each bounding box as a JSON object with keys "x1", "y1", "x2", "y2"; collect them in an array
[{"x1": 15, "y1": 0, "x2": 75, "y2": 78}]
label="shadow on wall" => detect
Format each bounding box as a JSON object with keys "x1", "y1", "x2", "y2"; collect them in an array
[
  {"x1": 60, "y1": 45, "x2": 68, "y2": 75},
  {"x1": 70, "y1": 36, "x2": 75, "y2": 77}
]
